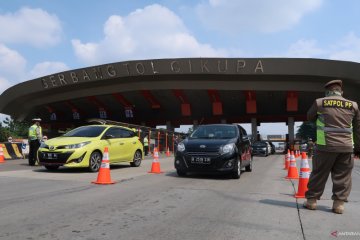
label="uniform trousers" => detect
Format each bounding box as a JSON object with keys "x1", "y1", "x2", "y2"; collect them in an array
[{"x1": 305, "y1": 150, "x2": 354, "y2": 201}]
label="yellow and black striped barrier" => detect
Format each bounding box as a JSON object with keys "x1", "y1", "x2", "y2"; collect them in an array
[{"x1": 0, "y1": 143, "x2": 25, "y2": 160}]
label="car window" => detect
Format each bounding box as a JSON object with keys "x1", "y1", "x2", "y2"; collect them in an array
[
  {"x1": 104, "y1": 127, "x2": 123, "y2": 138},
  {"x1": 104, "y1": 127, "x2": 135, "y2": 138},
  {"x1": 190, "y1": 125, "x2": 237, "y2": 139},
  {"x1": 119, "y1": 128, "x2": 135, "y2": 138},
  {"x1": 63, "y1": 126, "x2": 107, "y2": 137},
  {"x1": 252, "y1": 141, "x2": 267, "y2": 146}
]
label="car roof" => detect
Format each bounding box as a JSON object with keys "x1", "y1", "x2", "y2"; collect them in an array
[{"x1": 82, "y1": 124, "x2": 135, "y2": 131}]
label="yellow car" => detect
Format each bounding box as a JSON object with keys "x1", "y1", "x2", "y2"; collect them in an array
[{"x1": 38, "y1": 125, "x2": 143, "y2": 172}]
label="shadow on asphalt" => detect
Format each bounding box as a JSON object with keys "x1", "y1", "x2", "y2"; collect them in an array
[
  {"x1": 165, "y1": 170, "x2": 247, "y2": 180},
  {"x1": 32, "y1": 163, "x2": 131, "y2": 174},
  {"x1": 259, "y1": 199, "x2": 334, "y2": 212},
  {"x1": 259, "y1": 199, "x2": 298, "y2": 208}
]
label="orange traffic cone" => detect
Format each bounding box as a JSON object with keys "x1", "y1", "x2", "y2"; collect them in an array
[
  {"x1": 0, "y1": 145, "x2": 5, "y2": 163},
  {"x1": 284, "y1": 150, "x2": 290, "y2": 170},
  {"x1": 295, "y1": 152, "x2": 311, "y2": 198},
  {"x1": 92, "y1": 147, "x2": 115, "y2": 184},
  {"x1": 285, "y1": 151, "x2": 299, "y2": 179},
  {"x1": 148, "y1": 147, "x2": 163, "y2": 174},
  {"x1": 166, "y1": 147, "x2": 171, "y2": 157}
]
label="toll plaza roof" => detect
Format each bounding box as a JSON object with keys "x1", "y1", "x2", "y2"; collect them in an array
[{"x1": 1, "y1": 57, "x2": 360, "y2": 127}]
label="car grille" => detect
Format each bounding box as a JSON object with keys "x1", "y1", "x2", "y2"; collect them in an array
[{"x1": 38, "y1": 151, "x2": 74, "y2": 164}]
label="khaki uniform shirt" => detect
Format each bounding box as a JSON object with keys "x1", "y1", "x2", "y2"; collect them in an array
[{"x1": 307, "y1": 95, "x2": 360, "y2": 152}]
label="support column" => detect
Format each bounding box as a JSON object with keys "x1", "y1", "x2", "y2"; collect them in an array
[
  {"x1": 193, "y1": 120, "x2": 199, "y2": 130},
  {"x1": 166, "y1": 121, "x2": 174, "y2": 132},
  {"x1": 288, "y1": 117, "x2": 295, "y2": 149},
  {"x1": 251, "y1": 118, "x2": 257, "y2": 142}
]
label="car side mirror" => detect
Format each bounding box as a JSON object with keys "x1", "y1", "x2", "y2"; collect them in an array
[{"x1": 242, "y1": 136, "x2": 249, "y2": 142}]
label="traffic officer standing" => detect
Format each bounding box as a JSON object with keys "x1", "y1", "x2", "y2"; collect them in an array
[
  {"x1": 28, "y1": 118, "x2": 42, "y2": 166},
  {"x1": 304, "y1": 79, "x2": 360, "y2": 214},
  {"x1": 143, "y1": 134, "x2": 149, "y2": 156}
]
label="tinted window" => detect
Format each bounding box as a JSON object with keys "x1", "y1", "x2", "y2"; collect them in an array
[
  {"x1": 190, "y1": 125, "x2": 237, "y2": 139},
  {"x1": 119, "y1": 129, "x2": 135, "y2": 138},
  {"x1": 104, "y1": 127, "x2": 123, "y2": 138},
  {"x1": 252, "y1": 141, "x2": 267, "y2": 146},
  {"x1": 104, "y1": 127, "x2": 135, "y2": 138},
  {"x1": 63, "y1": 126, "x2": 106, "y2": 137}
]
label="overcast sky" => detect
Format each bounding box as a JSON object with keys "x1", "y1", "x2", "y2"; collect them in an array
[{"x1": 1, "y1": 0, "x2": 359, "y2": 134}]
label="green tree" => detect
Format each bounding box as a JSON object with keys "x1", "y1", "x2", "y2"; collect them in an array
[
  {"x1": 0, "y1": 117, "x2": 30, "y2": 142},
  {"x1": 297, "y1": 121, "x2": 316, "y2": 141}
]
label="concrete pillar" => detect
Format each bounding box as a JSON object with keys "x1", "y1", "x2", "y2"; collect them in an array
[
  {"x1": 251, "y1": 118, "x2": 257, "y2": 141},
  {"x1": 166, "y1": 121, "x2": 174, "y2": 132},
  {"x1": 288, "y1": 117, "x2": 295, "y2": 147},
  {"x1": 193, "y1": 120, "x2": 199, "y2": 130}
]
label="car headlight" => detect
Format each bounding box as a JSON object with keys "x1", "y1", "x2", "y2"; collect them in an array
[
  {"x1": 262, "y1": 147, "x2": 267, "y2": 150},
  {"x1": 220, "y1": 144, "x2": 235, "y2": 154},
  {"x1": 64, "y1": 141, "x2": 91, "y2": 149},
  {"x1": 40, "y1": 143, "x2": 48, "y2": 148},
  {"x1": 177, "y1": 142, "x2": 185, "y2": 152}
]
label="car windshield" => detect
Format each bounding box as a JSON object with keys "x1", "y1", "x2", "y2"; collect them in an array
[
  {"x1": 190, "y1": 125, "x2": 237, "y2": 139},
  {"x1": 63, "y1": 126, "x2": 107, "y2": 137},
  {"x1": 253, "y1": 141, "x2": 267, "y2": 146}
]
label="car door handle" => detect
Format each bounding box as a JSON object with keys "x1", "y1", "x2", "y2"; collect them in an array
[{"x1": 119, "y1": 143, "x2": 124, "y2": 145}]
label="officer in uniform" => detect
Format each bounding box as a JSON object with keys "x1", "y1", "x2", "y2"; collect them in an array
[
  {"x1": 143, "y1": 134, "x2": 149, "y2": 156},
  {"x1": 28, "y1": 118, "x2": 42, "y2": 166},
  {"x1": 304, "y1": 79, "x2": 360, "y2": 214}
]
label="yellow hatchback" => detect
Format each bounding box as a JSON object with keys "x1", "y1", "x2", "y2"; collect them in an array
[{"x1": 38, "y1": 125, "x2": 143, "y2": 172}]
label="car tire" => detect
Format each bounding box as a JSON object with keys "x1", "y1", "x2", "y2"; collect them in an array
[
  {"x1": 88, "y1": 151, "x2": 102, "y2": 172},
  {"x1": 231, "y1": 159, "x2": 241, "y2": 179},
  {"x1": 130, "y1": 150, "x2": 142, "y2": 167},
  {"x1": 176, "y1": 169, "x2": 187, "y2": 177},
  {"x1": 245, "y1": 156, "x2": 253, "y2": 172},
  {"x1": 44, "y1": 165, "x2": 59, "y2": 171}
]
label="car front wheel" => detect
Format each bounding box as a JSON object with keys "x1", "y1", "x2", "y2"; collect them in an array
[
  {"x1": 130, "y1": 150, "x2": 142, "y2": 167},
  {"x1": 176, "y1": 169, "x2": 187, "y2": 177},
  {"x1": 245, "y1": 156, "x2": 253, "y2": 172},
  {"x1": 88, "y1": 151, "x2": 102, "y2": 172},
  {"x1": 231, "y1": 159, "x2": 241, "y2": 179}
]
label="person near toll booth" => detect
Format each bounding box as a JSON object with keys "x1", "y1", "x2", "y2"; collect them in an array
[
  {"x1": 303, "y1": 79, "x2": 360, "y2": 214},
  {"x1": 143, "y1": 135, "x2": 149, "y2": 156},
  {"x1": 28, "y1": 118, "x2": 43, "y2": 166}
]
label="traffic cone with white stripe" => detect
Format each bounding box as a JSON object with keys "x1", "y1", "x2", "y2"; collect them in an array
[
  {"x1": 283, "y1": 149, "x2": 290, "y2": 170},
  {"x1": 0, "y1": 145, "x2": 5, "y2": 163},
  {"x1": 295, "y1": 152, "x2": 311, "y2": 198},
  {"x1": 92, "y1": 147, "x2": 115, "y2": 184},
  {"x1": 285, "y1": 151, "x2": 299, "y2": 179},
  {"x1": 148, "y1": 147, "x2": 163, "y2": 174}
]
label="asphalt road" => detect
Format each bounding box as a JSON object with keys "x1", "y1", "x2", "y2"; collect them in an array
[{"x1": 0, "y1": 154, "x2": 359, "y2": 240}]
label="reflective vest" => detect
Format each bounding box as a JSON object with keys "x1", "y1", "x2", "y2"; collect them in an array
[
  {"x1": 316, "y1": 112, "x2": 353, "y2": 146},
  {"x1": 28, "y1": 124, "x2": 42, "y2": 140},
  {"x1": 143, "y1": 137, "x2": 149, "y2": 146}
]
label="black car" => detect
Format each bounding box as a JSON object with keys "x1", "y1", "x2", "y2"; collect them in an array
[
  {"x1": 251, "y1": 141, "x2": 270, "y2": 156},
  {"x1": 174, "y1": 124, "x2": 252, "y2": 179}
]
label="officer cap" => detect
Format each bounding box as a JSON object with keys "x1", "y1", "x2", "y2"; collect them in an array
[
  {"x1": 32, "y1": 118, "x2": 42, "y2": 122},
  {"x1": 324, "y1": 79, "x2": 342, "y2": 89}
]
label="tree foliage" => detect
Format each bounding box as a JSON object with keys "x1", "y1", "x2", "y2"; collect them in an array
[
  {"x1": 0, "y1": 117, "x2": 30, "y2": 142},
  {"x1": 296, "y1": 121, "x2": 316, "y2": 141}
]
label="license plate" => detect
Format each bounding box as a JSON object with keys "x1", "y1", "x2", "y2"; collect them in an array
[
  {"x1": 43, "y1": 153, "x2": 58, "y2": 159},
  {"x1": 191, "y1": 157, "x2": 211, "y2": 164}
]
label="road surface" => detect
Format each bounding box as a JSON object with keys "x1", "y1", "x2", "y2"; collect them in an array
[{"x1": 0, "y1": 154, "x2": 359, "y2": 240}]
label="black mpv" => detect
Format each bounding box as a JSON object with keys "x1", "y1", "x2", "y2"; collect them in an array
[{"x1": 174, "y1": 124, "x2": 252, "y2": 179}]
